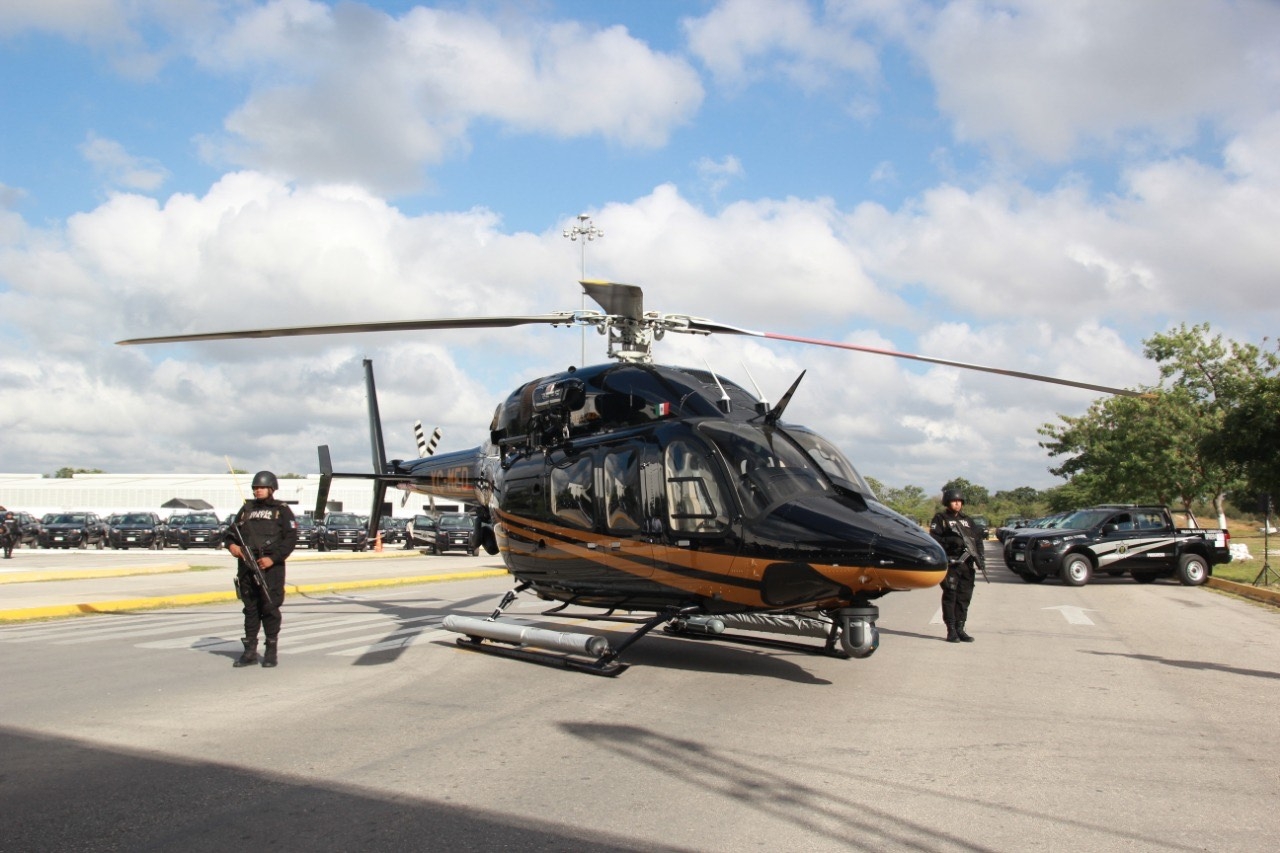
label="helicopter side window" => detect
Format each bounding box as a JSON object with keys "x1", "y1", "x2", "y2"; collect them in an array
[
  {"x1": 603, "y1": 448, "x2": 642, "y2": 533},
  {"x1": 664, "y1": 439, "x2": 728, "y2": 534},
  {"x1": 551, "y1": 457, "x2": 595, "y2": 530}
]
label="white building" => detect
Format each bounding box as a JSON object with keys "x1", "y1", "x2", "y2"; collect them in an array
[{"x1": 0, "y1": 473, "x2": 460, "y2": 521}]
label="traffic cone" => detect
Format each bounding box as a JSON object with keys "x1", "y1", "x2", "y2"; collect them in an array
[{"x1": 375, "y1": 531, "x2": 383, "y2": 552}]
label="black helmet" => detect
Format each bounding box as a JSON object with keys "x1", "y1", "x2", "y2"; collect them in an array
[
  {"x1": 942, "y1": 488, "x2": 965, "y2": 504},
  {"x1": 251, "y1": 470, "x2": 279, "y2": 490}
]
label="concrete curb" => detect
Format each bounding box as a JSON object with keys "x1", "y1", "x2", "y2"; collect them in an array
[
  {"x1": 0, "y1": 563, "x2": 195, "y2": 584},
  {"x1": 0, "y1": 547, "x2": 434, "y2": 584},
  {"x1": 0, "y1": 569, "x2": 508, "y2": 623},
  {"x1": 1206, "y1": 576, "x2": 1280, "y2": 607}
]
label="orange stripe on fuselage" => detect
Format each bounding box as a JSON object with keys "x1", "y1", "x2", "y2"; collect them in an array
[{"x1": 497, "y1": 510, "x2": 944, "y2": 610}]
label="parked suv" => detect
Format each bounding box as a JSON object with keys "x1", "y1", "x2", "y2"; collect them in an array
[
  {"x1": 38, "y1": 512, "x2": 108, "y2": 549},
  {"x1": 171, "y1": 512, "x2": 223, "y2": 549},
  {"x1": 421, "y1": 512, "x2": 479, "y2": 556},
  {"x1": 318, "y1": 512, "x2": 369, "y2": 551},
  {"x1": 295, "y1": 515, "x2": 318, "y2": 549},
  {"x1": 378, "y1": 516, "x2": 409, "y2": 548},
  {"x1": 3, "y1": 510, "x2": 42, "y2": 548},
  {"x1": 107, "y1": 512, "x2": 166, "y2": 550}
]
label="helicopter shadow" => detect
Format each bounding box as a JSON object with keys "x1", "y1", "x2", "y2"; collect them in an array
[
  {"x1": 1085, "y1": 650, "x2": 1280, "y2": 681},
  {"x1": 558, "y1": 721, "x2": 987, "y2": 850}
]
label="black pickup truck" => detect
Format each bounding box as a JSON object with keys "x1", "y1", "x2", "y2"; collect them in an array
[{"x1": 1004, "y1": 505, "x2": 1231, "y2": 587}]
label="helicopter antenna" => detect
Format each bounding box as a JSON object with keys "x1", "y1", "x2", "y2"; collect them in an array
[
  {"x1": 765, "y1": 370, "x2": 806, "y2": 426},
  {"x1": 703, "y1": 360, "x2": 733, "y2": 414},
  {"x1": 741, "y1": 364, "x2": 771, "y2": 416}
]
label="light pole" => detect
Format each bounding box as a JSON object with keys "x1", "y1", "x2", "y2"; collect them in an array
[{"x1": 563, "y1": 213, "x2": 603, "y2": 365}]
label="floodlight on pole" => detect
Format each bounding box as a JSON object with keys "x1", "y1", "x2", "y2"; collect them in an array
[{"x1": 563, "y1": 213, "x2": 603, "y2": 365}]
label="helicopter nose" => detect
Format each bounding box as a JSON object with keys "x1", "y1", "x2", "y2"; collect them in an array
[{"x1": 760, "y1": 494, "x2": 948, "y2": 588}]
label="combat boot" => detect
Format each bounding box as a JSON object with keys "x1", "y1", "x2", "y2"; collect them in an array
[
  {"x1": 945, "y1": 625, "x2": 960, "y2": 643},
  {"x1": 233, "y1": 637, "x2": 259, "y2": 667},
  {"x1": 956, "y1": 622, "x2": 975, "y2": 643},
  {"x1": 261, "y1": 638, "x2": 279, "y2": 668}
]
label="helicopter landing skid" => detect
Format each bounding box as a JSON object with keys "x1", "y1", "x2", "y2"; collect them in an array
[
  {"x1": 452, "y1": 635, "x2": 632, "y2": 677},
  {"x1": 664, "y1": 623, "x2": 850, "y2": 659},
  {"x1": 663, "y1": 606, "x2": 879, "y2": 660},
  {"x1": 444, "y1": 599, "x2": 682, "y2": 677}
]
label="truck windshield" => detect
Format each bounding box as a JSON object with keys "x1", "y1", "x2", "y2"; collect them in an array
[{"x1": 1059, "y1": 510, "x2": 1113, "y2": 529}]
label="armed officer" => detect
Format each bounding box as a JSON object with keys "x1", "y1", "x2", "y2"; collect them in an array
[
  {"x1": 1, "y1": 511, "x2": 15, "y2": 559},
  {"x1": 929, "y1": 488, "x2": 986, "y2": 643},
  {"x1": 225, "y1": 471, "x2": 297, "y2": 667}
]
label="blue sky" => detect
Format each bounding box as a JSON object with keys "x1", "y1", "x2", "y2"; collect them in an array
[{"x1": 2, "y1": 0, "x2": 1279, "y2": 493}]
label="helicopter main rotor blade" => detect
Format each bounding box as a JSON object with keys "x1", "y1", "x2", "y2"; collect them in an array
[
  {"x1": 116, "y1": 313, "x2": 577, "y2": 346},
  {"x1": 580, "y1": 280, "x2": 643, "y2": 321},
  {"x1": 706, "y1": 324, "x2": 1147, "y2": 398}
]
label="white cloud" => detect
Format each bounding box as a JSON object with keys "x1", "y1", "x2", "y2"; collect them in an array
[
  {"x1": 683, "y1": 0, "x2": 879, "y2": 89},
  {"x1": 696, "y1": 154, "x2": 744, "y2": 199},
  {"x1": 80, "y1": 133, "x2": 171, "y2": 191},
  {"x1": 0, "y1": 0, "x2": 134, "y2": 42},
  {"x1": 912, "y1": 0, "x2": 1280, "y2": 161},
  {"x1": 199, "y1": 3, "x2": 703, "y2": 192}
]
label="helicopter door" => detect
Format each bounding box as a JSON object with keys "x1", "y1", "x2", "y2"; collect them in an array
[{"x1": 600, "y1": 443, "x2": 656, "y2": 579}]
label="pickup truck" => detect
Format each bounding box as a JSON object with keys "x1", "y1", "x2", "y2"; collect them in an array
[{"x1": 1004, "y1": 505, "x2": 1231, "y2": 587}]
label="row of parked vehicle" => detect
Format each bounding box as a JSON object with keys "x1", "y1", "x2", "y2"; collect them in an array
[
  {"x1": 1, "y1": 510, "x2": 234, "y2": 551},
  {"x1": 2, "y1": 508, "x2": 481, "y2": 556},
  {"x1": 294, "y1": 512, "x2": 480, "y2": 554},
  {"x1": 992, "y1": 505, "x2": 1232, "y2": 586}
]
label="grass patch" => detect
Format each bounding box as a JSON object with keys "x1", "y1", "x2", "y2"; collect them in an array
[{"x1": 1215, "y1": 526, "x2": 1280, "y2": 586}]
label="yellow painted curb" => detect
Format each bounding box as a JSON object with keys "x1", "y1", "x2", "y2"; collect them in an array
[
  {"x1": 0, "y1": 563, "x2": 195, "y2": 584},
  {"x1": 1206, "y1": 576, "x2": 1280, "y2": 607},
  {"x1": 0, "y1": 569, "x2": 508, "y2": 623}
]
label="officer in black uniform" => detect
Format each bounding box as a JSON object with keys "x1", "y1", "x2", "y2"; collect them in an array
[
  {"x1": 225, "y1": 471, "x2": 298, "y2": 667},
  {"x1": 929, "y1": 488, "x2": 985, "y2": 643},
  {"x1": 1, "y1": 511, "x2": 15, "y2": 559}
]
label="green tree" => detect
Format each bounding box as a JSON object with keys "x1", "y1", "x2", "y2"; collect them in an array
[
  {"x1": 1040, "y1": 323, "x2": 1275, "y2": 525},
  {"x1": 867, "y1": 479, "x2": 935, "y2": 522},
  {"x1": 52, "y1": 467, "x2": 105, "y2": 478},
  {"x1": 1205, "y1": 373, "x2": 1280, "y2": 505},
  {"x1": 1039, "y1": 387, "x2": 1211, "y2": 511}
]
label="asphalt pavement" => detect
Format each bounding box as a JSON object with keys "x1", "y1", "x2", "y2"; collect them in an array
[{"x1": 0, "y1": 545, "x2": 506, "y2": 620}]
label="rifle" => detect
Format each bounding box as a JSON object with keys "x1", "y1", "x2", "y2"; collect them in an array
[
  {"x1": 945, "y1": 518, "x2": 990, "y2": 583},
  {"x1": 955, "y1": 546, "x2": 990, "y2": 584},
  {"x1": 229, "y1": 516, "x2": 279, "y2": 613}
]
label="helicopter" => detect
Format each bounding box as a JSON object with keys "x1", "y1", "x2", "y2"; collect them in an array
[{"x1": 119, "y1": 280, "x2": 1143, "y2": 675}]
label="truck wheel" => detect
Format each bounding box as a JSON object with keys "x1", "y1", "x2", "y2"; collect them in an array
[
  {"x1": 1061, "y1": 554, "x2": 1092, "y2": 587},
  {"x1": 1176, "y1": 554, "x2": 1209, "y2": 586}
]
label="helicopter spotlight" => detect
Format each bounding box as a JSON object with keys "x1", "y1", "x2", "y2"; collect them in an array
[{"x1": 119, "y1": 280, "x2": 1143, "y2": 675}]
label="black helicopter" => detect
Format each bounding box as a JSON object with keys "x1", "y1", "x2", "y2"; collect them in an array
[{"x1": 120, "y1": 280, "x2": 1141, "y2": 675}]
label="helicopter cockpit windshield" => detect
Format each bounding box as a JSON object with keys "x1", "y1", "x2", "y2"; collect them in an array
[
  {"x1": 699, "y1": 421, "x2": 829, "y2": 516},
  {"x1": 783, "y1": 426, "x2": 875, "y2": 498}
]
